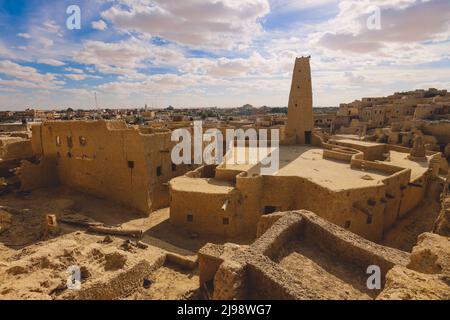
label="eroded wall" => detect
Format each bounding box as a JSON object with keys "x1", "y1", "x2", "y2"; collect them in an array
[{"x1": 23, "y1": 120, "x2": 191, "y2": 213}]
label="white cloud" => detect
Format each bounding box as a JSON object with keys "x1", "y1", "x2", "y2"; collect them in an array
[
  {"x1": 74, "y1": 39, "x2": 152, "y2": 75},
  {"x1": 270, "y1": 0, "x2": 338, "y2": 12},
  {"x1": 74, "y1": 38, "x2": 186, "y2": 78},
  {"x1": 101, "y1": 0, "x2": 270, "y2": 49},
  {"x1": 38, "y1": 58, "x2": 65, "y2": 66},
  {"x1": 1, "y1": 0, "x2": 450, "y2": 109},
  {"x1": 65, "y1": 67, "x2": 84, "y2": 74},
  {"x1": 316, "y1": 0, "x2": 450, "y2": 54},
  {"x1": 92, "y1": 20, "x2": 108, "y2": 31},
  {"x1": 36, "y1": 37, "x2": 54, "y2": 49},
  {"x1": 64, "y1": 74, "x2": 88, "y2": 81},
  {"x1": 17, "y1": 33, "x2": 32, "y2": 39},
  {"x1": 0, "y1": 60, "x2": 61, "y2": 90},
  {"x1": 64, "y1": 73, "x2": 102, "y2": 81},
  {"x1": 43, "y1": 20, "x2": 62, "y2": 36}
]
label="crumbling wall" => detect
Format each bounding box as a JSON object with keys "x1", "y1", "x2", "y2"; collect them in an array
[
  {"x1": 378, "y1": 232, "x2": 450, "y2": 300},
  {"x1": 18, "y1": 158, "x2": 59, "y2": 191},
  {"x1": 420, "y1": 121, "x2": 450, "y2": 146},
  {"x1": 0, "y1": 123, "x2": 29, "y2": 133},
  {"x1": 26, "y1": 120, "x2": 191, "y2": 214},
  {"x1": 0, "y1": 138, "x2": 33, "y2": 161},
  {"x1": 301, "y1": 211, "x2": 409, "y2": 273},
  {"x1": 434, "y1": 173, "x2": 450, "y2": 236},
  {"x1": 199, "y1": 210, "x2": 411, "y2": 300},
  {"x1": 37, "y1": 121, "x2": 152, "y2": 212}
]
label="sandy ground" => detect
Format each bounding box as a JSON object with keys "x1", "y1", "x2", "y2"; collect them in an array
[
  {"x1": 125, "y1": 263, "x2": 200, "y2": 300},
  {"x1": 0, "y1": 186, "x2": 210, "y2": 300},
  {"x1": 0, "y1": 184, "x2": 443, "y2": 299},
  {"x1": 276, "y1": 240, "x2": 374, "y2": 300},
  {"x1": 382, "y1": 197, "x2": 441, "y2": 252},
  {"x1": 0, "y1": 232, "x2": 166, "y2": 299}
]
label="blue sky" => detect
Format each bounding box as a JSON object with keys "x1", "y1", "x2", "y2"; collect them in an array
[{"x1": 0, "y1": 0, "x2": 449, "y2": 110}]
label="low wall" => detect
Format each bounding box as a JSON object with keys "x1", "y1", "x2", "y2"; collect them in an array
[
  {"x1": 199, "y1": 210, "x2": 410, "y2": 300},
  {"x1": 331, "y1": 140, "x2": 387, "y2": 161},
  {"x1": 301, "y1": 211, "x2": 409, "y2": 274},
  {"x1": 351, "y1": 158, "x2": 406, "y2": 175},
  {"x1": 215, "y1": 167, "x2": 243, "y2": 181},
  {"x1": 323, "y1": 149, "x2": 353, "y2": 162}
]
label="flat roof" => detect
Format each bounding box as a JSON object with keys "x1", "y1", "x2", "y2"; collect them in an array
[
  {"x1": 170, "y1": 176, "x2": 235, "y2": 194},
  {"x1": 175, "y1": 145, "x2": 431, "y2": 193},
  {"x1": 275, "y1": 146, "x2": 389, "y2": 190},
  {"x1": 386, "y1": 151, "x2": 429, "y2": 180},
  {"x1": 332, "y1": 139, "x2": 385, "y2": 147},
  {"x1": 222, "y1": 146, "x2": 390, "y2": 191}
]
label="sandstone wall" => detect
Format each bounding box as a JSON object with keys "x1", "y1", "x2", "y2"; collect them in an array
[
  {"x1": 199, "y1": 210, "x2": 410, "y2": 300},
  {"x1": 23, "y1": 120, "x2": 191, "y2": 214},
  {"x1": 170, "y1": 187, "x2": 240, "y2": 237}
]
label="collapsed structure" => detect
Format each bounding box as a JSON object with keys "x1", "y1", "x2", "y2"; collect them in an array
[{"x1": 199, "y1": 209, "x2": 450, "y2": 300}]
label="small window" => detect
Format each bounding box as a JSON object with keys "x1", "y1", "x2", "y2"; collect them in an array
[
  {"x1": 67, "y1": 136, "x2": 73, "y2": 148},
  {"x1": 344, "y1": 220, "x2": 351, "y2": 229},
  {"x1": 79, "y1": 136, "x2": 87, "y2": 146},
  {"x1": 368, "y1": 199, "x2": 376, "y2": 206},
  {"x1": 223, "y1": 217, "x2": 229, "y2": 225},
  {"x1": 156, "y1": 166, "x2": 162, "y2": 177},
  {"x1": 367, "y1": 216, "x2": 373, "y2": 224},
  {"x1": 187, "y1": 214, "x2": 193, "y2": 222},
  {"x1": 263, "y1": 206, "x2": 277, "y2": 215},
  {"x1": 171, "y1": 163, "x2": 177, "y2": 172},
  {"x1": 67, "y1": 152, "x2": 72, "y2": 158},
  {"x1": 128, "y1": 161, "x2": 134, "y2": 169},
  {"x1": 56, "y1": 136, "x2": 61, "y2": 147}
]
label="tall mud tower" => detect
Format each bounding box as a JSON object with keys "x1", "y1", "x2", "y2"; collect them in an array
[{"x1": 285, "y1": 56, "x2": 314, "y2": 145}]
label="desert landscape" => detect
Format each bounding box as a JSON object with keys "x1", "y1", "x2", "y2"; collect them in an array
[
  {"x1": 0, "y1": 0, "x2": 449, "y2": 303},
  {"x1": 0, "y1": 56, "x2": 449, "y2": 300}
]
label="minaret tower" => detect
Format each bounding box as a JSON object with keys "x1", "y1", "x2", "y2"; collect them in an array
[{"x1": 285, "y1": 56, "x2": 314, "y2": 145}]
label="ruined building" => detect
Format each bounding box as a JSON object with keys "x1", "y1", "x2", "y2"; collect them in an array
[
  {"x1": 199, "y1": 209, "x2": 450, "y2": 300},
  {"x1": 169, "y1": 57, "x2": 442, "y2": 243},
  {"x1": 0, "y1": 58, "x2": 448, "y2": 301},
  {"x1": 18, "y1": 121, "x2": 193, "y2": 213}
]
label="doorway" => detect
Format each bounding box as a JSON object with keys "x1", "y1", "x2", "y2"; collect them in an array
[{"x1": 305, "y1": 131, "x2": 312, "y2": 144}]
